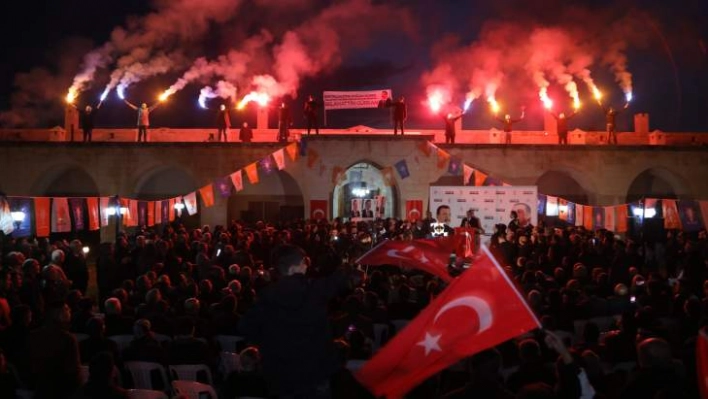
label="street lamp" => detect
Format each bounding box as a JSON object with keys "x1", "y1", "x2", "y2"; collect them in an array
[{"x1": 106, "y1": 196, "x2": 128, "y2": 240}]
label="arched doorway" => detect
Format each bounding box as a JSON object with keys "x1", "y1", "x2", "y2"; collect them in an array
[
  {"x1": 134, "y1": 166, "x2": 200, "y2": 227},
  {"x1": 33, "y1": 166, "x2": 100, "y2": 197},
  {"x1": 227, "y1": 170, "x2": 303, "y2": 223},
  {"x1": 625, "y1": 168, "x2": 688, "y2": 203},
  {"x1": 536, "y1": 171, "x2": 589, "y2": 205},
  {"x1": 332, "y1": 162, "x2": 397, "y2": 219}
]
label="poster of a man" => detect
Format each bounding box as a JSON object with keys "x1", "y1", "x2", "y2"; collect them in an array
[
  {"x1": 350, "y1": 198, "x2": 362, "y2": 218},
  {"x1": 678, "y1": 200, "x2": 704, "y2": 232},
  {"x1": 362, "y1": 199, "x2": 375, "y2": 218},
  {"x1": 377, "y1": 90, "x2": 391, "y2": 108}
]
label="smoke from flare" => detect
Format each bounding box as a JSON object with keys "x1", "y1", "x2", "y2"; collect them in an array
[
  {"x1": 237, "y1": 91, "x2": 270, "y2": 110},
  {"x1": 539, "y1": 87, "x2": 553, "y2": 110},
  {"x1": 488, "y1": 96, "x2": 500, "y2": 113},
  {"x1": 198, "y1": 81, "x2": 238, "y2": 109}
]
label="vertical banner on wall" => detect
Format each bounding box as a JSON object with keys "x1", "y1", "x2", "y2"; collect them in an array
[
  {"x1": 310, "y1": 200, "x2": 328, "y2": 220},
  {"x1": 99, "y1": 197, "x2": 111, "y2": 227},
  {"x1": 616, "y1": 204, "x2": 629, "y2": 233},
  {"x1": 35, "y1": 197, "x2": 51, "y2": 237},
  {"x1": 147, "y1": 201, "x2": 155, "y2": 227},
  {"x1": 375, "y1": 195, "x2": 386, "y2": 219},
  {"x1": 168, "y1": 199, "x2": 175, "y2": 222},
  {"x1": 545, "y1": 196, "x2": 559, "y2": 217},
  {"x1": 86, "y1": 197, "x2": 100, "y2": 231},
  {"x1": 662, "y1": 199, "x2": 681, "y2": 230},
  {"x1": 406, "y1": 200, "x2": 423, "y2": 221},
  {"x1": 430, "y1": 186, "x2": 537, "y2": 243},
  {"x1": 558, "y1": 199, "x2": 568, "y2": 221},
  {"x1": 566, "y1": 202, "x2": 576, "y2": 226},
  {"x1": 137, "y1": 201, "x2": 148, "y2": 226},
  {"x1": 68, "y1": 198, "x2": 87, "y2": 231},
  {"x1": 575, "y1": 203, "x2": 584, "y2": 227},
  {"x1": 199, "y1": 184, "x2": 215, "y2": 208},
  {"x1": 51, "y1": 197, "x2": 71, "y2": 233},
  {"x1": 583, "y1": 205, "x2": 594, "y2": 230},
  {"x1": 604, "y1": 206, "x2": 616, "y2": 231},
  {"x1": 677, "y1": 200, "x2": 704, "y2": 232}
]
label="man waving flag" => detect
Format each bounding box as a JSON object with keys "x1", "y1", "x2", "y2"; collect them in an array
[{"x1": 356, "y1": 245, "x2": 540, "y2": 398}]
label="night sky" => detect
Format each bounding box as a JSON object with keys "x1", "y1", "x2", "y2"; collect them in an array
[{"x1": 1, "y1": 0, "x2": 707, "y2": 132}]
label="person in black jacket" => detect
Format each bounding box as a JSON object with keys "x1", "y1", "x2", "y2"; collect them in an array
[
  {"x1": 278, "y1": 102, "x2": 292, "y2": 143},
  {"x1": 304, "y1": 95, "x2": 320, "y2": 135},
  {"x1": 443, "y1": 111, "x2": 463, "y2": 144},
  {"x1": 239, "y1": 244, "x2": 352, "y2": 398},
  {"x1": 72, "y1": 100, "x2": 103, "y2": 142},
  {"x1": 550, "y1": 110, "x2": 577, "y2": 145},
  {"x1": 495, "y1": 107, "x2": 525, "y2": 145},
  {"x1": 216, "y1": 104, "x2": 231, "y2": 142},
  {"x1": 598, "y1": 100, "x2": 628, "y2": 145},
  {"x1": 392, "y1": 97, "x2": 407, "y2": 135}
]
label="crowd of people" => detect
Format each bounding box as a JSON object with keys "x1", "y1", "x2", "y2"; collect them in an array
[{"x1": 0, "y1": 212, "x2": 705, "y2": 398}]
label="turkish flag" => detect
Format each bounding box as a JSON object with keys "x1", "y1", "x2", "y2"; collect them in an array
[
  {"x1": 454, "y1": 227, "x2": 475, "y2": 258},
  {"x1": 310, "y1": 200, "x2": 327, "y2": 220},
  {"x1": 698, "y1": 327, "x2": 708, "y2": 399},
  {"x1": 356, "y1": 245, "x2": 540, "y2": 398},
  {"x1": 405, "y1": 200, "x2": 423, "y2": 221},
  {"x1": 356, "y1": 237, "x2": 457, "y2": 282}
]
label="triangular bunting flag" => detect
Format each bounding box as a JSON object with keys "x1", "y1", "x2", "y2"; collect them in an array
[
  {"x1": 184, "y1": 192, "x2": 198, "y2": 216},
  {"x1": 463, "y1": 165, "x2": 474, "y2": 186},
  {"x1": 245, "y1": 163, "x2": 259, "y2": 184},
  {"x1": 307, "y1": 148, "x2": 320, "y2": 169},
  {"x1": 447, "y1": 157, "x2": 462, "y2": 176},
  {"x1": 437, "y1": 150, "x2": 451, "y2": 169},
  {"x1": 474, "y1": 170, "x2": 488, "y2": 187},
  {"x1": 273, "y1": 148, "x2": 286, "y2": 170},
  {"x1": 382, "y1": 166, "x2": 396, "y2": 187},
  {"x1": 199, "y1": 184, "x2": 215, "y2": 208},
  {"x1": 395, "y1": 159, "x2": 410, "y2": 179},
  {"x1": 331, "y1": 166, "x2": 345, "y2": 185},
  {"x1": 417, "y1": 140, "x2": 432, "y2": 157},
  {"x1": 286, "y1": 142, "x2": 298, "y2": 161},
  {"x1": 231, "y1": 170, "x2": 244, "y2": 192}
]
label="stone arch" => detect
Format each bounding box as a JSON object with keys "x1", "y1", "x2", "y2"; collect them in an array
[
  {"x1": 133, "y1": 165, "x2": 199, "y2": 200},
  {"x1": 227, "y1": 169, "x2": 304, "y2": 223},
  {"x1": 31, "y1": 164, "x2": 100, "y2": 197},
  {"x1": 625, "y1": 167, "x2": 691, "y2": 203},
  {"x1": 332, "y1": 160, "x2": 399, "y2": 219},
  {"x1": 535, "y1": 170, "x2": 591, "y2": 205}
]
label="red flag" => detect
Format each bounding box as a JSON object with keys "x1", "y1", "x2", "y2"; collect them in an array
[
  {"x1": 310, "y1": 200, "x2": 327, "y2": 220},
  {"x1": 245, "y1": 163, "x2": 259, "y2": 184},
  {"x1": 698, "y1": 327, "x2": 708, "y2": 399},
  {"x1": 474, "y1": 170, "x2": 487, "y2": 187},
  {"x1": 34, "y1": 197, "x2": 51, "y2": 237},
  {"x1": 286, "y1": 142, "x2": 298, "y2": 161},
  {"x1": 356, "y1": 245, "x2": 540, "y2": 398},
  {"x1": 86, "y1": 197, "x2": 100, "y2": 231},
  {"x1": 356, "y1": 237, "x2": 457, "y2": 282},
  {"x1": 436, "y1": 150, "x2": 450, "y2": 169},
  {"x1": 405, "y1": 200, "x2": 423, "y2": 221},
  {"x1": 454, "y1": 227, "x2": 475, "y2": 258},
  {"x1": 199, "y1": 184, "x2": 215, "y2": 208},
  {"x1": 147, "y1": 201, "x2": 155, "y2": 227}
]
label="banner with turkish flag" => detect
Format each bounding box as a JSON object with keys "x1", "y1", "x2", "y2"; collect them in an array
[
  {"x1": 405, "y1": 200, "x2": 423, "y2": 221},
  {"x1": 698, "y1": 327, "x2": 708, "y2": 399},
  {"x1": 356, "y1": 245, "x2": 540, "y2": 398},
  {"x1": 34, "y1": 197, "x2": 51, "y2": 237},
  {"x1": 454, "y1": 227, "x2": 475, "y2": 258},
  {"x1": 356, "y1": 237, "x2": 457, "y2": 282},
  {"x1": 310, "y1": 200, "x2": 327, "y2": 220}
]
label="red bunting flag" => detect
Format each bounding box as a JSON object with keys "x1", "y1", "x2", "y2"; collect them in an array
[
  {"x1": 272, "y1": 148, "x2": 286, "y2": 170},
  {"x1": 436, "y1": 150, "x2": 450, "y2": 169},
  {"x1": 310, "y1": 200, "x2": 327, "y2": 220},
  {"x1": 356, "y1": 237, "x2": 457, "y2": 282},
  {"x1": 231, "y1": 170, "x2": 244, "y2": 192},
  {"x1": 474, "y1": 170, "x2": 487, "y2": 187},
  {"x1": 417, "y1": 141, "x2": 432, "y2": 157},
  {"x1": 405, "y1": 200, "x2": 423, "y2": 222},
  {"x1": 86, "y1": 197, "x2": 100, "y2": 231},
  {"x1": 307, "y1": 148, "x2": 320, "y2": 169},
  {"x1": 245, "y1": 163, "x2": 259, "y2": 184},
  {"x1": 331, "y1": 166, "x2": 345, "y2": 185},
  {"x1": 34, "y1": 197, "x2": 51, "y2": 237},
  {"x1": 51, "y1": 197, "x2": 71, "y2": 233},
  {"x1": 698, "y1": 327, "x2": 708, "y2": 399},
  {"x1": 286, "y1": 142, "x2": 298, "y2": 161},
  {"x1": 183, "y1": 192, "x2": 198, "y2": 216},
  {"x1": 381, "y1": 166, "x2": 395, "y2": 187},
  {"x1": 463, "y1": 165, "x2": 474, "y2": 186},
  {"x1": 356, "y1": 245, "x2": 540, "y2": 398},
  {"x1": 199, "y1": 184, "x2": 215, "y2": 208}
]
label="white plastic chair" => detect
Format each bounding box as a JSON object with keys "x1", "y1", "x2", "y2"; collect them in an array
[
  {"x1": 108, "y1": 334, "x2": 135, "y2": 354},
  {"x1": 127, "y1": 389, "x2": 169, "y2": 399},
  {"x1": 172, "y1": 380, "x2": 218, "y2": 399},
  {"x1": 372, "y1": 323, "x2": 389, "y2": 352},
  {"x1": 219, "y1": 351, "x2": 241, "y2": 378},
  {"x1": 79, "y1": 365, "x2": 90, "y2": 385},
  {"x1": 345, "y1": 360, "x2": 366, "y2": 373},
  {"x1": 214, "y1": 334, "x2": 244, "y2": 352},
  {"x1": 124, "y1": 361, "x2": 170, "y2": 391},
  {"x1": 169, "y1": 364, "x2": 214, "y2": 386}
]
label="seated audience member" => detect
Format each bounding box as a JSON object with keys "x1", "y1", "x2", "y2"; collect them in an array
[{"x1": 76, "y1": 352, "x2": 128, "y2": 399}]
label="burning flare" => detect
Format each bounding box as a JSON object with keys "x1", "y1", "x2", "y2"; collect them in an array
[
  {"x1": 100, "y1": 88, "x2": 110, "y2": 102},
  {"x1": 236, "y1": 91, "x2": 270, "y2": 110},
  {"x1": 591, "y1": 85, "x2": 602, "y2": 101},
  {"x1": 65, "y1": 89, "x2": 77, "y2": 104},
  {"x1": 487, "y1": 96, "x2": 500, "y2": 114},
  {"x1": 117, "y1": 86, "x2": 126, "y2": 100},
  {"x1": 427, "y1": 90, "x2": 444, "y2": 113},
  {"x1": 463, "y1": 93, "x2": 474, "y2": 113},
  {"x1": 539, "y1": 87, "x2": 553, "y2": 110},
  {"x1": 158, "y1": 90, "x2": 172, "y2": 102},
  {"x1": 625, "y1": 91, "x2": 633, "y2": 103}
]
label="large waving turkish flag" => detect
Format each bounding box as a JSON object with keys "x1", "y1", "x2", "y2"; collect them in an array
[
  {"x1": 356, "y1": 245, "x2": 540, "y2": 398},
  {"x1": 356, "y1": 237, "x2": 457, "y2": 282}
]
